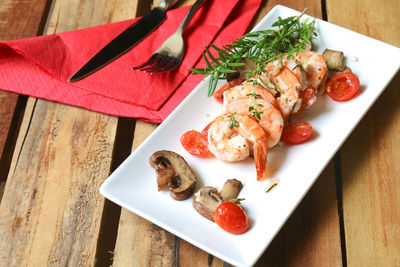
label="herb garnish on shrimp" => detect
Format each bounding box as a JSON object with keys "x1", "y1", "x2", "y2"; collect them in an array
[{"x1": 188, "y1": 14, "x2": 317, "y2": 97}]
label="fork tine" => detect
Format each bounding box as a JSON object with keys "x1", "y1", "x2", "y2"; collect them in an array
[
  {"x1": 146, "y1": 57, "x2": 175, "y2": 73},
  {"x1": 153, "y1": 58, "x2": 180, "y2": 73},
  {"x1": 131, "y1": 54, "x2": 160, "y2": 70},
  {"x1": 140, "y1": 55, "x2": 168, "y2": 72},
  {"x1": 140, "y1": 53, "x2": 165, "y2": 72},
  {"x1": 131, "y1": 0, "x2": 204, "y2": 74}
]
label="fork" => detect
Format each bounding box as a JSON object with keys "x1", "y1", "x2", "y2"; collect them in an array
[{"x1": 132, "y1": 0, "x2": 206, "y2": 73}]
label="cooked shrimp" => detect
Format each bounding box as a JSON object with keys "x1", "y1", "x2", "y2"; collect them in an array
[
  {"x1": 223, "y1": 98, "x2": 283, "y2": 148},
  {"x1": 208, "y1": 114, "x2": 268, "y2": 180},
  {"x1": 263, "y1": 65, "x2": 302, "y2": 120},
  {"x1": 296, "y1": 51, "x2": 328, "y2": 89},
  {"x1": 265, "y1": 55, "x2": 308, "y2": 91},
  {"x1": 223, "y1": 82, "x2": 276, "y2": 104}
]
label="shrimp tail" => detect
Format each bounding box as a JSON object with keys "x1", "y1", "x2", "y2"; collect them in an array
[{"x1": 254, "y1": 138, "x2": 268, "y2": 181}]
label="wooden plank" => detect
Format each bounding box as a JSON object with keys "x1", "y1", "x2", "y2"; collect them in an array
[
  {"x1": 248, "y1": 0, "x2": 322, "y2": 29},
  {"x1": 326, "y1": 0, "x2": 400, "y2": 266},
  {"x1": 0, "y1": 0, "x2": 50, "y2": 192},
  {"x1": 0, "y1": 92, "x2": 18, "y2": 173},
  {"x1": 0, "y1": 0, "x2": 137, "y2": 265},
  {"x1": 0, "y1": 0, "x2": 49, "y2": 40},
  {"x1": 0, "y1": 102, "x2": 117, "y2": 266}
]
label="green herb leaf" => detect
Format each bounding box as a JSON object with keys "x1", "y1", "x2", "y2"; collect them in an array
[
  {"x1": 228, "y1": 113, "x2": 239, "y2": 129},
  {"x1": 189, "y1": 14, "x2": 316, "y2": 97}
]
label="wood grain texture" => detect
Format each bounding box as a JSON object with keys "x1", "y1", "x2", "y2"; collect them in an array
[
  {"x1": 0, "y1": 101, "x2": 117, "y2": 266},
  {"x1": 178, "y1": 240, "x2": 224, "y2": 267},
  {"x1": 114, "y1": 207, "x2": 177, "y2": 266},
  {"x1": 326, "y1": 0, "x2": 400, "y2": 46},
  {"x1": 327, "y1": 0, "x2": 400, "y2": 265},
  {"x1": 0, "y1": 0, "x2": 50, "y2": 184},
  {"x1": 0, "y1": 92, "x2": 18, "y2": 171},
  {"x1": 248, "y1": 0, "x2": 322, "y2": 29},
  {"x1": 0, "y1": 0, "x2": 127, "y2": 265},
  {"x1": 0, "y1": 0, "x2": 49, "y2": 40}
]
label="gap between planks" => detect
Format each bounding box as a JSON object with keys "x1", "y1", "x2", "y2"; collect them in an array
[
  {"x1": 93, "y1": 1, "x2": 156, "y2": 266},
  {"x1": 0, "y1": 96, "x2": 29, "y2": 201},
  {"x1": 94, "y1": 117, "x2": 136, "y2": 267},
  {"x1": 0, "y1": 0, "x2": 54, "y2": 202}
]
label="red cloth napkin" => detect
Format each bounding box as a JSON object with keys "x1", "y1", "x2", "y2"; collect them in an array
[{"x1": 0, "y1": 0, "x2": 262, "y2": 123}]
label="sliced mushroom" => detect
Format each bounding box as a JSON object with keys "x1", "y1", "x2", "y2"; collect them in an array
[
  {"x1": 149, "y1": 150, "x2": 196, "y2": 201},
  {"x1": 323, "y1": 49, "x2": 346, "y2": 71},
  {"x1": 219, "y1": 179, "x2": 243, "y2": 201},
  {"x1": 329, "y1": 66, "x2": 352, "y2": 77},
  {"x1": 226, "y1": 58, "x2": 258, "y2": 82},
  {"x1": 193, "y1": 179, "x2": 243, "y2": 221},
  {"x1": 192, "y1": 187, "x2": 222, "y2": 221}
]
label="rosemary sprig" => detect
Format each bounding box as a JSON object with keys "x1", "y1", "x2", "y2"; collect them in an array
[
  {"x1": 188, "y1": 14, "x2": 316, "y2": 97},
  {"x1": 266, "y1": 178, "x2": 280, "y2": 193}
]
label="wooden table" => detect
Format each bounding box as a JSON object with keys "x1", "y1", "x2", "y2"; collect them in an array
[{"x1": 1, "y1": 0, "x2": 399, "y2": 266}]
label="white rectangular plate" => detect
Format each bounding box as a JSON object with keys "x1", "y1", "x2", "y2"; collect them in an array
[{"x1": 100, "y1": 5, "x2": 400, "y2": 267}]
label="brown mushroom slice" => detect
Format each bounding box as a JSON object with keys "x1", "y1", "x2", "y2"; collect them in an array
[
  {"x1": 329, "y1": 66, "x2": 353, "y2": 77},
  {"x1": 192, "y1": 186, "x2": 223, "y2": 221},
  {"x1": 193, "y1": 179, "x2": 243, "y2": 221},
  {"x1": 219, "y1": 179, "x2": 243, "y2": 201},
  {"x1": 323, "y1": 49, "x2": 347, "y2": 71},
  {"x1": 149, "y1": 150, "x2": 196, "y2": 201},
  {"x1": 226, "y1": 58, "x2": 258, "y2": 82}
]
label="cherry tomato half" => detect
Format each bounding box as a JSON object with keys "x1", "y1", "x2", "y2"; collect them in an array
[
  {"x1": 213, "y1": 201, "x2": 249, "y2": 235},
  {"x1": 326, "y1": 72, "x2": 360, "y2": 101},
  {"x1": 180, "y1": 130, "x2": 213, "y2": 157},
  {"x1": 281, "y1": 122, "x2": 313, "y2": 145},
  {"x1": 213, "y1": 78, "x2": 243, "y2": 103}
]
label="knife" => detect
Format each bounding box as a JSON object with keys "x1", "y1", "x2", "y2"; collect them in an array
[{"x1": 69, "y1": 0, "x2": 178, "y2": 82}]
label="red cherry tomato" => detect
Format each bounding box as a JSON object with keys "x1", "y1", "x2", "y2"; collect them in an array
[
  {"x1": 180, "y1": 130, "x2": 213, "y2": 157},
  {"x1": 213, "y1": 201, "x2": 249, "y2": 235},
  {"x1": 213, "y1": 78, "x2": 243, "y2": 103},
  {"x1": 326, "y1": 72, "x2": 360, "y2": 101},
  {"x1": 281, "y1": 122, "x2": 313, "y2": 145}
]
